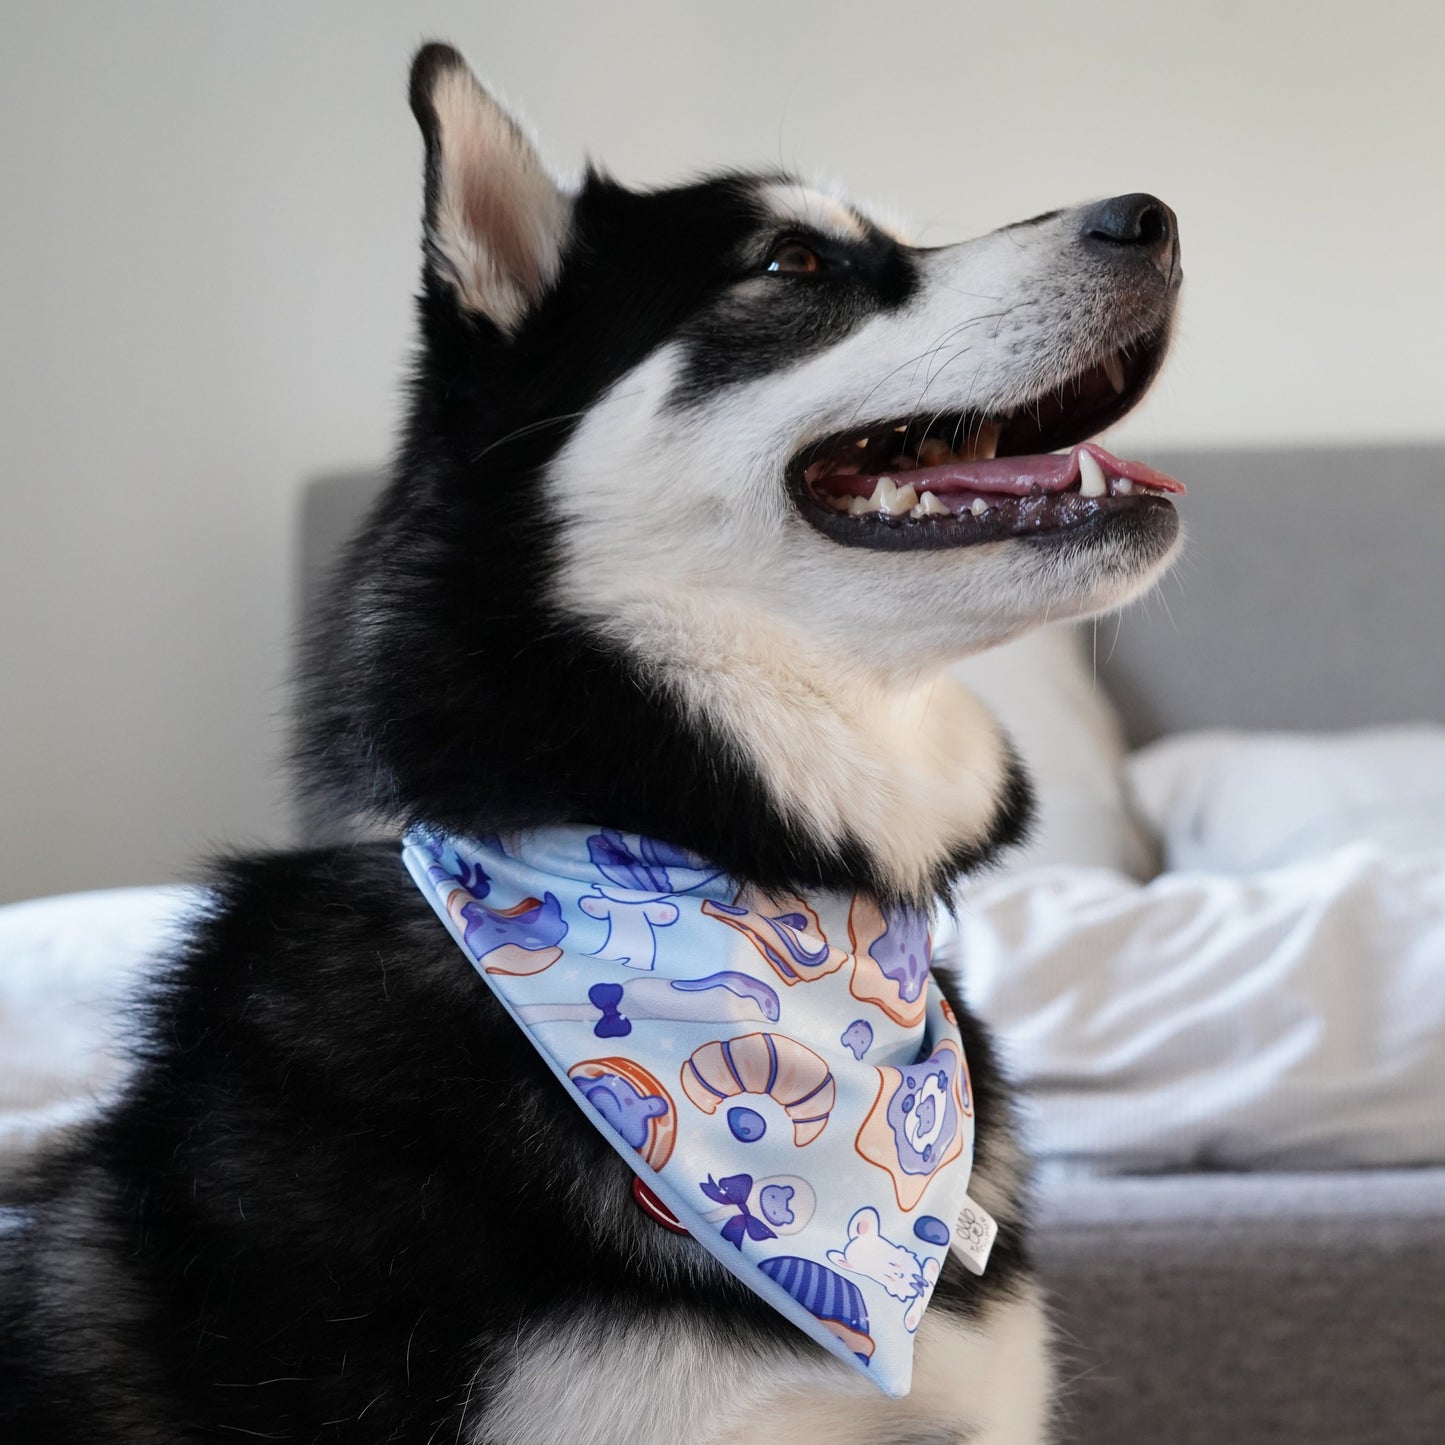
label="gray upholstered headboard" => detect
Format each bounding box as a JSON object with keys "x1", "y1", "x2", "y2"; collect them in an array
[
  {"x1": 298, "y1": 444, "x2": 1445, "y2": 752},
  {"x1": 1094, "y1": 444, "x2": 1444, "y2": 744}
]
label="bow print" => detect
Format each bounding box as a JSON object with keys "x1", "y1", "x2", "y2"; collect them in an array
[{"x1": 700, "y1": 1173, "x2": 777, "y2": 1250}]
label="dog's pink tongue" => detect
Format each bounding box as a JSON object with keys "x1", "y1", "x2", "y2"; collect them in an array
[{"x1": 920, "y1": 443, "x2": 1185, "y2": 496}]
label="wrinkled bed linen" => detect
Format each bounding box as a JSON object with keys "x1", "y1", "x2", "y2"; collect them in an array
[{"x1": 945, "y1": 844, "x2": 1445, "y2": 1171}]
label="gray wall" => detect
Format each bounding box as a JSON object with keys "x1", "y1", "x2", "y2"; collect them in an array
[{"x1": 4, "y1": 0, "x2": 1444, "y2": 904}]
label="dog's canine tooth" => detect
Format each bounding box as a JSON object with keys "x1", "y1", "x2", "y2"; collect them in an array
[
  {"x1": 970, "y1": 497, "x2": 989, "y2": 518},
  {"x1": 1077, "y1": 449, "x2": 1108, "y2": 498},
  {"x1": 1103, "y1": 352, "x2": 1128, "y2": 395}
]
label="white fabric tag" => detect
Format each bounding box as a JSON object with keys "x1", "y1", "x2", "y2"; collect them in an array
[{"x1": 951, "y1": 1193, "x2": 998, "y2": 1276}]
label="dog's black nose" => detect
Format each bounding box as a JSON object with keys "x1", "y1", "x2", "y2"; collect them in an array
[{"x1": 1080, "y1": 193, "x2": 1178, "y2": 276}]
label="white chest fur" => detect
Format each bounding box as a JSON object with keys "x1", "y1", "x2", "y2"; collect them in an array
[{"x1": 476, "y1": 1282, "x2": 1053, "y2": 1445}]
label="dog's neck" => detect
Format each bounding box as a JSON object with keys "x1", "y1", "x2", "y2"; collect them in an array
[
  {"x1": 304, "y1": 477, "x2": 1029, "y2": 908},
  {"x1": 587, "y1": 589, "x2": 1031, "y2": 906}
]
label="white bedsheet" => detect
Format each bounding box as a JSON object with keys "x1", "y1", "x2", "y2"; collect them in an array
[
  {"x1": 945, "y1": 844, "x2": 1445, "y2": 1172},
  {"x1": 0, "y1": 886, "x2": 198, "y2": 1178}
]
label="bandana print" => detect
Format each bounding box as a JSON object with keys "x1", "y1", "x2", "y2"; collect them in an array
[{"x1": 402, "y1": 825, "x2": 990, "y2": 1398}]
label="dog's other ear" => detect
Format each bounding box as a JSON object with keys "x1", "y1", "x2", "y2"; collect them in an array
[{"x1": 409, "y1": 43, "x2": 571, "y2": 332}]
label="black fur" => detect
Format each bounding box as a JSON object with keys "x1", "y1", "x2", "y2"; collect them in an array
[{"x1": 2, "y1": 42, "x2": 1037, "y2": 1442}]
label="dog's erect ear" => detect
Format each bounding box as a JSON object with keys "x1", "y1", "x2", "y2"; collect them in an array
[{"x1": 409, "y1": 43, "x2": 571, "y2": 331}]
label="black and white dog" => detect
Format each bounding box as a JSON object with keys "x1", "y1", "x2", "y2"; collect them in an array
[{"x1": 0, "y1": 43, "x2": 1182, "y2": 1444}]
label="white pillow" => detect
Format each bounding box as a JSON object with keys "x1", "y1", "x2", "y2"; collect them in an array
[
  {"x1": 952, "y1": 624, "x2": 1156, "y2": 878},
  {"x1": 1128, "y1": 725, "x2": 1445, "y2": 872}
]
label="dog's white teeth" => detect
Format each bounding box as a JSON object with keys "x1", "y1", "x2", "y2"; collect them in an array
[
  {"x1": 970, "y1": 497, "x2": 989, "y2": 518},
  {"x1": 865, "y1": 475, "x2": 917, "y2": 518},
  {"x1": 844, "y1": 476, "x2": 896, "y2": 517},
  {"x1": 912, "y1": 490, "x2": 951, "y2": 519},
  {"x1": 1078, "y1": 449, "x2": 1108, "y2": 498},
  {"x1": 1103, "y1": 352, "x2": 1127, "y2": 395},
  {"x1": 837, "y1": 475, "x2": 922, "y2": 521},
  {"x1": 855, "y1": 436, "x2": 871, "y2": 449},
  {"x1": 1115, "y1": 476, "x2": 1134, "y2": 495},
  {"x1": 889, "y1": 482, "x2": 919, "y2": 516}
]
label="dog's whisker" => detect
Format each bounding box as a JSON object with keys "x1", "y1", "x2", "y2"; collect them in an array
[{"x1": 472, "y1": 410, "x2": 595, "y2": 461}]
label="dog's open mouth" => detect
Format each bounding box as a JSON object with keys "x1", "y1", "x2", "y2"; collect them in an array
[{"x1": 792, "y1": 330, "x2": 1183, "y2": 549}]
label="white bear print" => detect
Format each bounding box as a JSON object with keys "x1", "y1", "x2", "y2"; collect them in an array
[
  {"x1": 579, "y1": 892, "x2": 679, "y2": 970},
  {"x1": 826, "y1": 1206, "x2": 941, "y2": 1333}
]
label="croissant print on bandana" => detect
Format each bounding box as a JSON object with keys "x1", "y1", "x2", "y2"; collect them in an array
[{"x1": 403, "y1": 825, "x2": 988, "y2": 1399}]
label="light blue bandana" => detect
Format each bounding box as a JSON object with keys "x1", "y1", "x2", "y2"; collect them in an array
[{"x1": 402, "y1": 824, "x2": 993, "y2": 1398}]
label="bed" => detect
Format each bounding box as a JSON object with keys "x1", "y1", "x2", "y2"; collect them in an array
[
  {"x1": 3, "y1": 444, "x2": 1442, "y2": 1441},
  {"x1": 304, "y1": 442, "x2": 1445, "y2": 1444}
]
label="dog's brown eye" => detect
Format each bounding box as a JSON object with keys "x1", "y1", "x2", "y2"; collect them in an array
[{"x1": 766, "y1": 240, "x2": 822, "y2": 275}]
